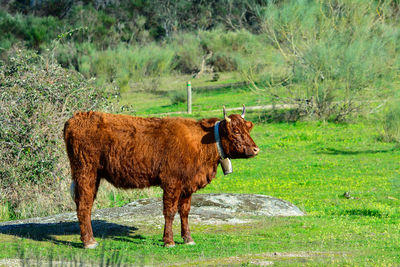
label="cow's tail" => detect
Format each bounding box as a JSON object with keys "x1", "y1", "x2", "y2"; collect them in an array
[
  {"x1": 70, "y1": 180, "x2": 76, "y2": 201},
  {"x1": 64, "y1": 117, "x2": 76, "y2": 201},
  {"x1": 63, "y1": 119, "x2": 70, "y2": 141}
]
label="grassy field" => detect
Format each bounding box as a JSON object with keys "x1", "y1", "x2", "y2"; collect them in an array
[
  {"x1": 118, "y1": 73, "x2": 271, "y2": 116},
  {"x1": 1, "y1": 1, "x2": 399, "y2": 265},
  {"x1": 120, "y1": 86, "x2": 270, "y2": 116},
  {"x1": 0, "y1": 107, "x2": 399, "y2": 265}
]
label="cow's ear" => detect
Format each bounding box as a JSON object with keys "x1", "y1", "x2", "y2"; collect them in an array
[
  {"x1": 246, "y1": 121, "x2": 254, "y2": 131},
  {"x1": 200, "y1": 118, "x2": 219, "y2": 129}
]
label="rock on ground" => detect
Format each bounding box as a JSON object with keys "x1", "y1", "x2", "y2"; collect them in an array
[{"x1": 0, "y1": 193, "x2": 304, "y2": 229}]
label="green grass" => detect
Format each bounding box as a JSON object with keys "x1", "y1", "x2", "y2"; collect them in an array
[
  {"x1": 1, "y1": 119, "x2": 399, "y2": 265},
  {"x1": 204, "y1": 122, "x2": 400, "y2": 217},
  {"x1": 119, "y1": 84, "x2": 270, "y2": 115},
  {"x1": 1, "y1": 216, "x2": 399, "y2": 265}
]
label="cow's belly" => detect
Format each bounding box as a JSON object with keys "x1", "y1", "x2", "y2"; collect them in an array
[
  {"x1": 101, "y1": 169, "x2": 161, "y2": 189},
  {"x1": 99, "y1": 141, "x2": 163, "y2": 188},
  {"x1": 101, "y1": 155, "x2": 162, "y2": 189}
]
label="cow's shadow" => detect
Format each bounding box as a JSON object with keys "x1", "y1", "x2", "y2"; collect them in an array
[{"x1": 0, "y1": 220, "x2": 139, "y2": 248}]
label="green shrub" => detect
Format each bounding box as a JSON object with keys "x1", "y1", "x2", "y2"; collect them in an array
[
  {"x1": 52, "y1": 30, "x2": 273, "y2": 89},
  {"x1": 66, "y1": 5, "x2": 121, "y2": 48},
  {"x1": 261, "y1": 0, "x2": 399, "y2": 121},
  {"x1": 199, "y1": 30, "x2": 269, "y2": 73},
  {"x1": 0, "y1": 47, "x2": 116, "y2": 220},
  {"x1": 168, "y1": 90, "x2": 187, "y2": 105},
  {"x1": 0, "y1": 11, "x2": 62, "y2": 50},
  {"x1": 383, "y1": 102, "x2": 400, "y2": 143},
  {"x1": 81, "y1": 44, "x2": 176, "y2": 92},
  {"x1": 172, "y1": 33, "x2": 203, "y2": 74}
]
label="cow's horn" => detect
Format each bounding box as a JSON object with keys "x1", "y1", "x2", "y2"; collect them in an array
[
  {"x1": 223, "y1": 106, "x2": 231, "y2": 122},
  {"x1": 241, "y1": 104, "x2": 246, "y2": 119}
]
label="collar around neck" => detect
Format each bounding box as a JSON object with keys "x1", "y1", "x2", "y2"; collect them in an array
[{"x1": 214, "y1": 121, "x2": 227, "y2": 159}]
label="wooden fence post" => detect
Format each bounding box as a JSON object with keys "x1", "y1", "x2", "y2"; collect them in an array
[{"x1": 187, "y1": 81, "x2": 192, "y2": 114}]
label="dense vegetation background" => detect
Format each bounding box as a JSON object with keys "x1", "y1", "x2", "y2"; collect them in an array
[{"x1": 0, "y1": 0, "x2": 399, "y2": 221}]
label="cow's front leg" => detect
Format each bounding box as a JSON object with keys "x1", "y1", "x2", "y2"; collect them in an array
[
  {"x1": 179, "y1": 193, "x2": 195, "y2": 245},
  {"x1": 162, "y1": 187, "x2": 181, "y2": 247}
]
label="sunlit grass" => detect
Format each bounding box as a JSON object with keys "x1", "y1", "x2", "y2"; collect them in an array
[
  {"x1": 1, "y1": 120, "x2": 399, "y2": 265},
  {"x1": 119, "y1": 84, "x2": 271, "y2": 115}
]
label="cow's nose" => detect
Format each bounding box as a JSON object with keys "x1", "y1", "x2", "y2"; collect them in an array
[{"x1": 253, "y1": 147, "x2": 260, "y2": 155}]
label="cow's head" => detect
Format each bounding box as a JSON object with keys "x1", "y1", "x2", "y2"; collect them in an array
[{"x1": 219, "y1": 105, "x2": 259, "y2": 159}]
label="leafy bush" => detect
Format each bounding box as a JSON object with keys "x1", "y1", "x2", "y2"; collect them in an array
[
  {"x1": 168, "y1": 90, "x2": 187, "y2": 105},
  {"x1": 2, "y1": 0, "x2": 272, "y2": 51},
  {"x1": 0, "y1": 47, "x2": 116, "y2": 220},
  {"x1": 199, "y1": 30, "x2": 269, "y2": 73},
  {"x1": 0, "y1": 11, "x2": 63, "y2": 50},
  {"x1": 382, "y1": 101, "x2": 400, "y2": 143},
  {"x1": 261, "y1": 0, "x2": 399, "y2": 121},
  {"x1": 8, "y1": 0, "x2": 73, "y2": 18},
  {"x1": 172, "y1": 33, "x2": 203, "y2": 74},
  {"x1": 80, "y1": 44, "x2": 176, "y2": 92}
]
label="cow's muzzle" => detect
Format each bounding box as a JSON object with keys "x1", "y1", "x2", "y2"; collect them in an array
[{"x1": 246, "y1": 146, "x2": 260, "y2": 157}]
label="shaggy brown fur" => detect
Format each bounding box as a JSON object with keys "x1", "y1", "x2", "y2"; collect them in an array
[{"x1": 63, "y1": 110, "x2": 258, "y2": 248}]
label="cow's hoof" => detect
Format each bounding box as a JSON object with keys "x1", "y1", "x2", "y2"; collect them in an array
[
  {"x1": 164, "y1": 243, "x2": 175, "y2": 248},
  {"x1": 84, "y1": 241, "x2": 99, "y2": 249},
  {"x1": 183, "y1": 236, "x2": 195, "y2": 245}
]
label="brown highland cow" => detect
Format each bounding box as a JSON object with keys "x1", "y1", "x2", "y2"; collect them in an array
[{"x1": 63, "y1": 106, "x2": 259, "y2": 248}]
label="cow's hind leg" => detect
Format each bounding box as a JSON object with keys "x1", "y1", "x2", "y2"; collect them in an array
[
  {"x1": 162, "y1": 186, "x2": 182, "y2": 247},
  {"x1": 178, "y1": 194, "x2": 195, "y2": 245},
  {"x1": 72, "y1": 168, "x2": 100, "y2": 249}
]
